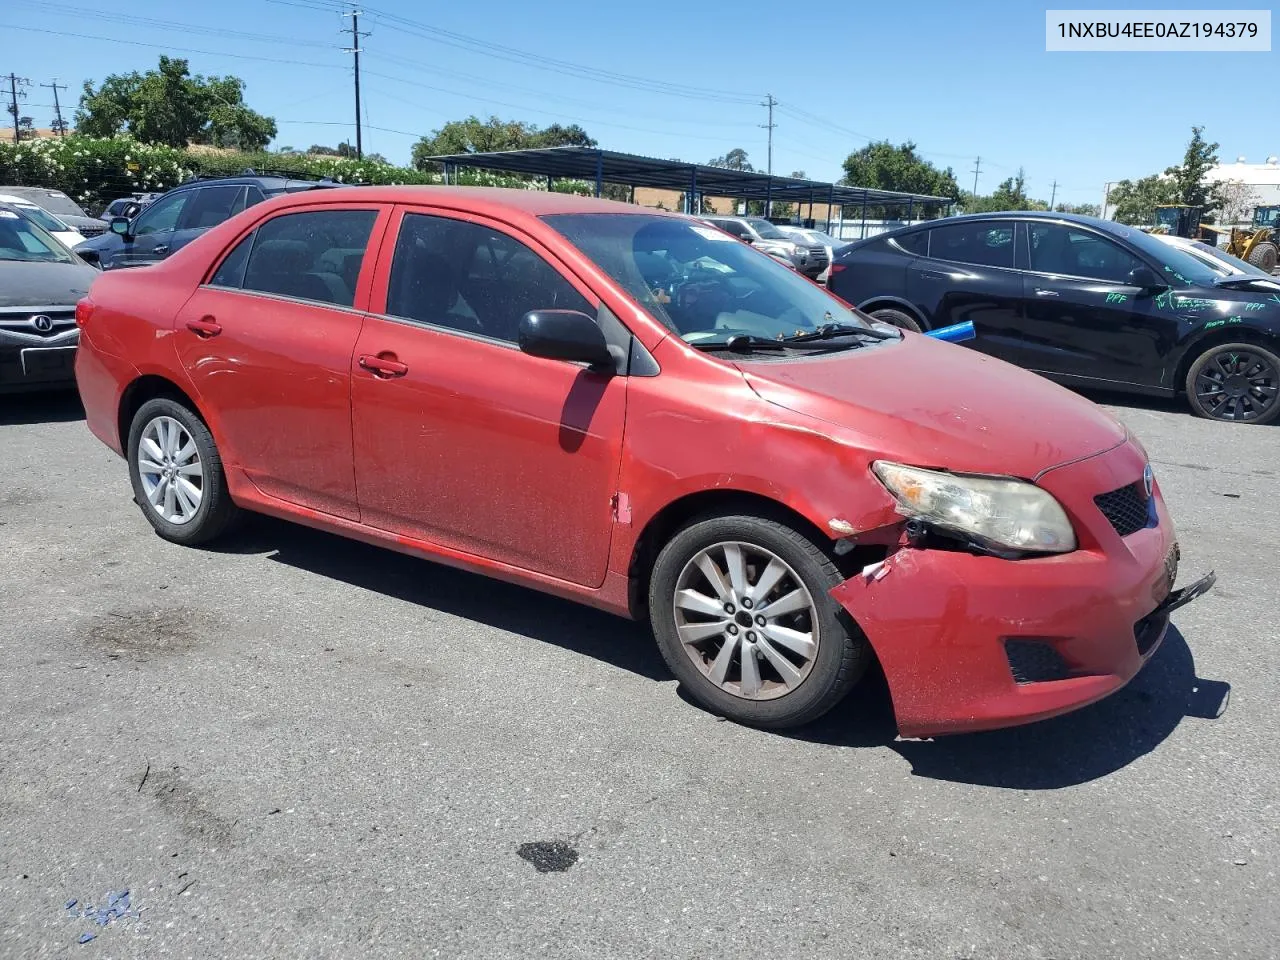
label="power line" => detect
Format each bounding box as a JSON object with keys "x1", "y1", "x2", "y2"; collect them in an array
[
  {"x1": 342, "y1": 8, "x2": 369, "y2": 159},
  {"x1": 5, "y1": 73, "x2": 30, "y2": 143},
  {"x1": 760, "y1": 94, "x2": 776, "y2": 178},
  {"x1": 40, "y1": 79, "x2": 68, "y2": 136}
]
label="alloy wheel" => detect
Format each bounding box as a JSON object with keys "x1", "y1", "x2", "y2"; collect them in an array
[
  {"x1": 1194, "y1": 349, "x2": 1279, "y2": 422},
  {"x1": 672, "y1": 541, "x2": 819, "y2": 700},
  {"x1": 137, "y1": 416, "x2": 204, "y2": 524}
]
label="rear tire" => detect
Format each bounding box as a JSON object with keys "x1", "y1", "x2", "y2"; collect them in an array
[
  {"x1": 127, "y1": 397, "x2": 241, "y2": 545},
  {"x1": 1246, "y1": 241, "x2": 1278, "y2": 273},
  {"x1": 648, "y1": 513, "x2": 870, "y2": 729},
  {"x1": 1184, "y1": 342, "x2": 1280, "y2": 425},
  {"x1": 869, "y1": 307, "x2": 924, "y2": 333}
]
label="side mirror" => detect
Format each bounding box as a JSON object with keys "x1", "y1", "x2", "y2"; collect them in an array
[
  {"x1": 1128, "y1": 266, "x2": 1164, "y2": 289},
  {"x1": 518, "y1": 310, "x2": 615, "y2": 370},
  {"x1": 109, "y1": 216, "x2": 132, "y2": 239},
  {"x1": 77, "y1": 248, "x2": 101, "y2": 268}
]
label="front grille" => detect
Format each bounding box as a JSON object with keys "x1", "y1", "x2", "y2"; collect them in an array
[
  {"x1": 809, "y1": 246, "x2": 828, "y2": 261},
  {"x1": 1094, "y1": 482, "x2": 1151, "y2": 537},
  {"x1": 78, "y1": 223, "x2": 107, "y2": 237},
  {"x1": 1004, "y1": 639, "x2": 1073, "y2": 684},
  {"x1": 0, "y1": 310, "x2": 77, "y2": 339}
]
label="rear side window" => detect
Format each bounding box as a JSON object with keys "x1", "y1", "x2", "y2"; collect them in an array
[
  {"x1": 180, "y1": 186, "x2": 247, "y2": 231},
  {"x1": 927, "y1": 220, "x2": 1015, "y2": 268},
  {"x1": 386, "y1": 213, "x2": 592, "y2": 343},
  {"x1": 890, "y1": 231, "x2": 928, "y2": 255},
  {"x1": 709, "y1": 219, "x2": 749, "y2": 238},
  {"x1": 229, "y1": 209, "x2": 377, "y2": 307}
]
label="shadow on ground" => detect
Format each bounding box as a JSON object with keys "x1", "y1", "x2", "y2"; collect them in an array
[
  {"x1": 217, "y1": 516, "x2": 1230, "y2": 789},
  {"x1": 0, "y1": 390, "x2": 84, "y2": 426}
]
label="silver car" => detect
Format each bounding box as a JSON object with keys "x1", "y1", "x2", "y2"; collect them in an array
[
  {"x1": 776, "y1": 225, "x2": 848, "y2": 283},
  {"x1": 700, "y1": 216, "x2": 827, "y2": 279}
]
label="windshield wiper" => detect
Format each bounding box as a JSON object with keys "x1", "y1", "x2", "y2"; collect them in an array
[
  {"x1": 779, "y1": 322, "x2": 898, "y2": 344},
  {"x1": 690, "y1": 334, "x2": 787, "y2": 353}
]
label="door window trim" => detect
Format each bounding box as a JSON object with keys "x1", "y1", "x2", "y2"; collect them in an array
[{"x1": 923, "y1": 218, "x2": 1020, "y2": 271}]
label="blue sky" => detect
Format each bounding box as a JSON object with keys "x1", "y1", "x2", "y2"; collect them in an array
[{"x1": 5, "y1": 0, "x2": 1277, "y2": 206}]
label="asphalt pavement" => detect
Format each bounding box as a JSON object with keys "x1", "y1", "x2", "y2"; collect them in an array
[{"x1": 1, "y1": 388, "x2": 1276, "y2": 960}]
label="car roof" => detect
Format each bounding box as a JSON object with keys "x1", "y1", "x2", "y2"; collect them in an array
[{"x1": 251, "y1": 185, "x2": 680, "y2": 217}]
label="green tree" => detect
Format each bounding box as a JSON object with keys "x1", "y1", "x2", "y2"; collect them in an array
[
  {"x1": 962, "y1": 168, "x2": 1047, "y2": 213},
  {"x1": 75, "y1": 57, "x2": 276, "y2": 150},
  {"x1": 708, "y1": 147, "x2": 753, "y2": 171},
  {"x1": 1107, "y1": 174, "x2": 1178, "y2": 224},
  {"x1": 411, "y1": 115, "x2": 595, "y2": 170},
  {"x1": 1166, "y1": 125, "x2": 1221, "y2": 211},
  {"x1": 840, "y1": 141, "x2": 959, "y2": 198},
  {"x1": 789, "y1": 169, "x2": 807, "y2": 179}
]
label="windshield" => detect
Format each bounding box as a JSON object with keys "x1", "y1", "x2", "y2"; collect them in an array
[
  {"x1": 0, "y1": 209, "x2": 76, "y2": 263},
  {"x1": 543, "y1": 213, "x2": 871, "y2": 345},
  {"x1": 1106, "y1": 223, "x2": 1224, "y2": 287},
  {"x1": 4, "y1": 202, "x2": 70, "y2": 234},
  {"x1": 16, "y1": 190, "x2": 86, "y2": 219},
  {"x1": 746, "y1": 218, "x2": 786, "y2": 240}
]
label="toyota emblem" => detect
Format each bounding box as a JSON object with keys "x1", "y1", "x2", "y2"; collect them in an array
[
  {"x1": 1143, "y1": 464, "x2": 1154, "y2": 499},
  {"x1": 31, "y1": 314, "x2": 54, "y2": 332}
]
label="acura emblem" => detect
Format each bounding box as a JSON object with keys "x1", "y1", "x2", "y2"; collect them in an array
[
  {"x1": 31, "y1": 314, "x2": 53, "y2": 332},
  {"x1": 1143, "y1": 464, "x2": 1154, "y2": 499}
]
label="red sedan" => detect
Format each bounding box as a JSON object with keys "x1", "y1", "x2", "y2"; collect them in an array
[{"x1": 74, "y1": 187, "x2": 1214, "y2": 736}]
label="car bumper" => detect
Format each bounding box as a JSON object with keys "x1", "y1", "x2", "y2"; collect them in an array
[
  {"x1": 0, "y1": 334, "x2": 79, "y2": 393},
  {"x1": 831, "y1": 439, "x2": 1214, "y2": 737},
  {"x1": 73, "y1": 331, "x2": 135, "y2": 455}
]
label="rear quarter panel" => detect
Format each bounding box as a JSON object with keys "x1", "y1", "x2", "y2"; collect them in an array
[{"x1": 831, "y1": 238, "x2": 910, "y2": 306}]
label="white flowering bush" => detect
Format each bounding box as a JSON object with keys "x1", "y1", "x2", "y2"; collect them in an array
[{"x1": 0, "y1": 135, "x2": 599, "y2": 213}]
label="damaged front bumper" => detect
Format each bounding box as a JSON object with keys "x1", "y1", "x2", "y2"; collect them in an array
[{"x1": 830, "y1": 440, "x2": 1215, "y2": 738}]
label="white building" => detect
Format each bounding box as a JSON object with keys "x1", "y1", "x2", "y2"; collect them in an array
[{"x1": 1206, "y1": 156, "x2": 1280, "y2": 210}]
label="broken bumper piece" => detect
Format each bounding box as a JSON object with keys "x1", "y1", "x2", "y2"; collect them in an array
[{"x1": 830, "y1": 525, "x2": 1215, "y2": 739}]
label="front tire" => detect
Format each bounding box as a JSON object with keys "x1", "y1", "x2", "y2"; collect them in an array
[
  {"x1": 127, "y1": 397, "x2": 241, "y2": 544},
  {"x1": 648, "y1": 514, "x2": 870, "y2": 729},
  {"x1": 869, "y1": 307, "x2": 924, "y2": 333},
  {"x1": 1184, "y1": 342, "x2": 1280, "y2": 424},
  {"x1": 1245, "y1": 240, "x2": 1277, "y2": 273}
]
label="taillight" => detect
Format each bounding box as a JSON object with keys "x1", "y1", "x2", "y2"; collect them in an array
[
  {"x1": 829, "y1": 263, "x2": 847, "y2": 275},
  {"x1": 75, "y1": 297, "x2": 95, "y2": 328}
]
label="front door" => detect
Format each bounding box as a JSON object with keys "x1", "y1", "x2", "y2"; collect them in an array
[
  {"x1": 351, "y1": 208, "x2": 627, "y2": 588},
  {"x1": 1017, "y1": 221, "x2": 1180, "y2": 389},
  {"x1": 173, "y1": 203, "x2": 386, "y2": 519},
  {"x1": 906, "y1": 218, "x2": 1024, "y2": 358}
]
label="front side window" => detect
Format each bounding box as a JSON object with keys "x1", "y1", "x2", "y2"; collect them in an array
[
  {"x1": 133, "y1": 192, "x2": 189, "y2": 237},
  {"x1": 928, "y1": 220, "x2": 1015, "y2": 268},
  {"x1": 1029, "y1": 224, "x2": 1144, "y2": 283},
  {"x1": 386, "y1": 213, "x2": 592, "y2": 343},
  {"x1": 235, "y1": 209, "x2": 378, "y2": 307},
  {"x1": 544, "y1": 212, "x2": 873, "y2": 345}
]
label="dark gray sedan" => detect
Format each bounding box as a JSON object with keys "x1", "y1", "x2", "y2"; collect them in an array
[{"x1": 0, "y1": 203, "x2": 97, "y2": 393}]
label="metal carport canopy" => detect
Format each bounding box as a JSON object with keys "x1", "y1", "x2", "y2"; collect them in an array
[{"x1": 428, "y1": 146, "x2": 952, "y2": 208}]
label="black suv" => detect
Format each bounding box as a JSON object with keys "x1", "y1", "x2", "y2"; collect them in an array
[
  {"x1": 77, "y1": 172, "x2": 337, "y2": 271},
  {"x1": 829, "y1": 212, "x2": 1280, "y2": 424}
]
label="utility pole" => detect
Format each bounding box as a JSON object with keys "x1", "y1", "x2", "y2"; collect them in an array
[
  {"x1": 41, "y1": 79, "x2": 68, "y2": 136},
  {"x1": 970, "y1": 155, "x2": 982, "y2": 196},
  {"x1": 342, "y1": 9, "x2": 369, "y2": 159},
  {"x1": 1049, "y1": 179, "x2": 1058, "y2": 210},
  {"x1": 759, "y1": 94, "x2": 777, "y2": 177},
  {"x1": 5, "y1": 74, "x2": 30, "y2": 143}
]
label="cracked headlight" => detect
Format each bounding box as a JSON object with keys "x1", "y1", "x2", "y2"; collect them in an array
[{"x1": 872, "y1": 461, "x2": 1076, "y2": 555}]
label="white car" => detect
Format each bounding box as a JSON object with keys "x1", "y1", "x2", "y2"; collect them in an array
[
  {"x1": 775, "y1": 225, "x2": 848, "y2": 283},
  {"x1": 1150, "y1": 232, "x2": 1280, "y2": 286},
  {"x1": 0, "y1": 193, "x2": 84, "y2": 248}
]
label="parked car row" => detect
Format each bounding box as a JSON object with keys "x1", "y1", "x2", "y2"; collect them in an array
[{"x1": 829, "y1": 212, "x2": 1280, "y2": 424}]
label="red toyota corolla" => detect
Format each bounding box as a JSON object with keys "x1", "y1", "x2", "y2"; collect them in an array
[{"x1": 74, "y1": 187, "x2": 1214, "y2": 736}]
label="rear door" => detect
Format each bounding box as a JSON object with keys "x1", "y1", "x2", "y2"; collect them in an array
[
  {"x1": 173, "y1": 202, "x2": 388, "y2": 519},
  {"x1": 906, "y1": 219, "x2": 1023, "y2": 356},
  {"x1": 1018, "y1": 222, "x2": 1175, "y2": 388}
]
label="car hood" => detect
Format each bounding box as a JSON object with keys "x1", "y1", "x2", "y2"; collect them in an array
[
  {"x1": 736, "y1": 333, "x2": 1127, "y2": 479},
  {"x1": 0, "y1": 259, "x2": 98, "y2": 307}
]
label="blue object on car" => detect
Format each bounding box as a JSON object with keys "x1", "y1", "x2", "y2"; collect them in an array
[{"x1": 925, "y1": 321, "x2": 975, "y2": 343}]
